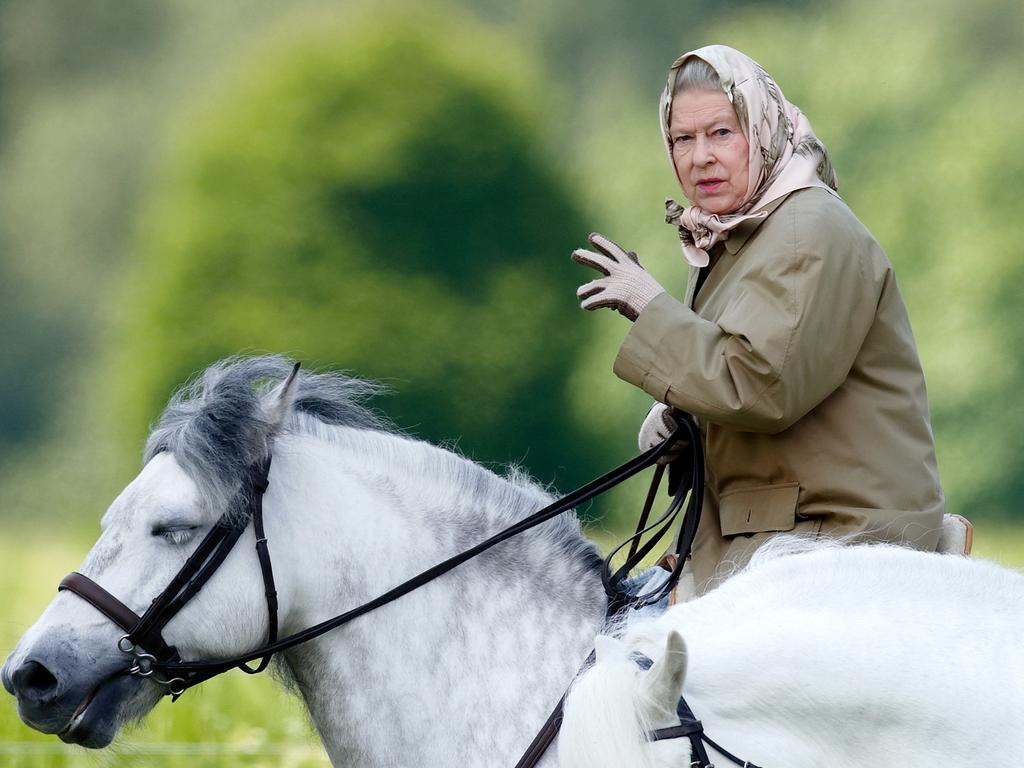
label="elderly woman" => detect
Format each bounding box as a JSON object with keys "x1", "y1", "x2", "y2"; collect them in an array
[{"x1": 573, "y1": 45, "x2": 944, "y2": 595}]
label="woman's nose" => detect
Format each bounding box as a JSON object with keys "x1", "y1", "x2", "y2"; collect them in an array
[{"x1": 692, "y1": 136, "x2": 714, "y2": 166}]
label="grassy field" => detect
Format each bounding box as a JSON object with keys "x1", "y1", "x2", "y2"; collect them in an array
[
  {"x1": 0, "y1": 534, "x2": 329, "y2": 768},
  {"x1": 2, "y1": 522, "x2": 1023, "y2": 766}
]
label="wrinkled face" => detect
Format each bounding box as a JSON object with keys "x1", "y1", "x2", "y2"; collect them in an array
[
  {"x1": 1, "y1": 453, "x2": 270, "y2": 748},
  {"x1": 668, "y1": 89, "x2": 750, "y2": 215}
]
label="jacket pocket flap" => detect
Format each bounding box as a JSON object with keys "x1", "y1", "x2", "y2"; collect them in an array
[{"x1": 720, "y1": 483, "x2": 799, "y2": 536}]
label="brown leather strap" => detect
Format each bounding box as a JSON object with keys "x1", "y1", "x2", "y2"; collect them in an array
[
  {"x1": 513, "y1": 647, "x2": 598, "y2": 767},
  {"x1": 627, "y1": 464, "x2": 666, "y2": 562},
  {"x1": 59, "y1": 571, "x2": 142, "y2": 634},
  {"x1": 513, "y1": 696, "x2": 564, "y2": 768},
  {"x1": 656, "y1": 554, "x2": 681, "y2": 607}
]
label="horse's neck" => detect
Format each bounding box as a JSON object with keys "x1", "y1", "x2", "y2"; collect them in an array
[{"x1": 272, "y1": 434, "x2": 607, "y2": 767}]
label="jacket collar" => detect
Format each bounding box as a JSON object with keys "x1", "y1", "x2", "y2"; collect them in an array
[{"x1": 722, "y1": 194, "x2": 790, "y2": 255}]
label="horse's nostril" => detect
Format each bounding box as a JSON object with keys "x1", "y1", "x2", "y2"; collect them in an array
[{"x1": 12, "y1": 660, "x2": 59, "y2": 699}]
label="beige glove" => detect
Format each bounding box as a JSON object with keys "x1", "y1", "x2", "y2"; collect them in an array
[
  {"x1": 572, "y1": 233, "x2": 666, "y2": 322},
  {"x1": 638, "y1": 403, "x2": 688, "y2": 463},
  {"x1": 638, "y1": 402, "x2": 678, "y2": 451}
]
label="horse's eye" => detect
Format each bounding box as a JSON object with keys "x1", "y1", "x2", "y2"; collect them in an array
[{"x1": 152, "y1": 525, "x2": 199, "y2": 545}]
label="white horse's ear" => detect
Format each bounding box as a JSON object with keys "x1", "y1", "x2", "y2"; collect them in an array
[
  {"x1": 594, "y1": 634, "x2": 625, "y2": 663},
  {"x1": 641, "y1": 631, "x2": 687, "y2": 710},
  {"x1": 264, "y1": 362, "x2": 301, "y2": 431}
]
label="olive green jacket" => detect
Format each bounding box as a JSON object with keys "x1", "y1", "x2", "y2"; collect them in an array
[{"x1": 614, "y1": 188, "x2": 944, "y2": 592}]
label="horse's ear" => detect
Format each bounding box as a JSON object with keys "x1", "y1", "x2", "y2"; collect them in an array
[
  {"x1": 641, "y1": 631, "x2": 687, "y2": 711},
  {"x1": 264, "y1": 362, "x2": 301, "y2": 431}
]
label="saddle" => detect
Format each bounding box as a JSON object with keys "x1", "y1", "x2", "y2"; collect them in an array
[{"x1": 937, "y1": 513, "x2": 974, "y2": 556}]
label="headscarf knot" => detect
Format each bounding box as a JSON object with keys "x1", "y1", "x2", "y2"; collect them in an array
[{"x1": 664, "y1": 198, "x2": 767, "y2": 267}]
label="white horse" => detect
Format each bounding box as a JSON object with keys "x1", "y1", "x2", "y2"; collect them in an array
[
  {"x1": 561, "y1": 538, "x2": 1024, "y2": 767},
  {"x1": 2, "y1": 356, "x2": 606, "y2": 765},
  {"x1": 2, "y1": 355, "x2": 1022, "y2": 767}
]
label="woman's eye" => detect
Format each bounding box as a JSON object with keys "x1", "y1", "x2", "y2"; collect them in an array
[
  {"x1": 152, "y1": 525, "x2": 199, "y2": 545},
  {"x1": 714, "y1": 128, "x2": 732, "y2": 138}
]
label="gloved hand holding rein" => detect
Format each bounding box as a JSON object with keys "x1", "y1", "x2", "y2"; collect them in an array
[{"x1": 637, "y1": 403, "x2": 685, "y2": 461}]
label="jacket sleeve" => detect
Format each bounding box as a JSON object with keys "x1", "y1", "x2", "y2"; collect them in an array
[{"x1": 613, "y1": 196, "x2": 887, "y2": 433}]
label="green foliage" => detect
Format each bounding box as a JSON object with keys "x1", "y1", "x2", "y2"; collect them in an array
[
  {"x1": 1, "y1": 0, "x2": 1022, "y2": 530},
  {"x1": 103, "y1": 9, "x2": 600, "y2": 490}
]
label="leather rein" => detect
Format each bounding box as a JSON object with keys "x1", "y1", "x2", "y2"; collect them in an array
[{"x1": 56, "y1": 415, "x2": 760, "y2": 767}]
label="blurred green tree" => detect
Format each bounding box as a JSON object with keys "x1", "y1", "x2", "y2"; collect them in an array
[
  {"x1": 101, "y1": 9, "x2": 602, "y2": 491},
  {"x1": 2, "y1": 0, "x2": 1021, "y2": 530}
]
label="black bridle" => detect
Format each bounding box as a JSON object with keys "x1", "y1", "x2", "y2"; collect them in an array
[
  {"x1": 58, "y1": 457, "x2": 278, "y2": 696},
  {"x1": 649, "y1": 706, "x2": 766, "y2": 768},
  {"x1": 57, "y1": 413, "x2": 761, "y2": 767},
  {"x1": 640, "y1": 656, "x2": 766, "y2": 768}
]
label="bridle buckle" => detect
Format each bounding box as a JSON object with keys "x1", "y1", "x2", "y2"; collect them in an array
[
  {"x1": 118, "y1": 634, "x2": 185, "y2": 693},
  {"x1": 119, "y1": 635, "x2": 157, "y2": 677}
]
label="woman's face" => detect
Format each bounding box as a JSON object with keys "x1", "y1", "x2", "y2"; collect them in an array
[{"x1": 668, "y1": 89, "x2": 750, "y2": 215}]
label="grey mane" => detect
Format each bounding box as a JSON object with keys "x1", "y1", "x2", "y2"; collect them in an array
[
  {"x1": 144, "y1": 355, "x2": 390, "y2": 515},
  {"x1": 143, "y1": 355, "x2": 600, "y2": 572}
]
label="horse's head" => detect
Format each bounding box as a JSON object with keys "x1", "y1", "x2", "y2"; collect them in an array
[
  {"x1": 1, "y1": 357, "x2": 306, "y2": 747},
  {"x1": 560, "y1": 631, "x2": 692, "y2": 768}
]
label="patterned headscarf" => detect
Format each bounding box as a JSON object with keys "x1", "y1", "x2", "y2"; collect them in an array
[{"x1": 661, "y1": 45, "x2": 840, "y2": 267}]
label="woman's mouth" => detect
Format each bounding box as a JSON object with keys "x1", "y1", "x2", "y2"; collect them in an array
[{"x1": 697, "y1": 179, "x2": 725, "y2": 193}]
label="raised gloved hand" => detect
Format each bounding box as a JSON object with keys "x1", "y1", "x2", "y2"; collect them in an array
[{"x1": 572, "y1": 233, "x2": 666, "y2": 322}]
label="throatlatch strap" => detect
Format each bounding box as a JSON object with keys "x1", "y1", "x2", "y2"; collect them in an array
[{"x1": 239, "y1": 481, "x2": 279, "y2": 675}]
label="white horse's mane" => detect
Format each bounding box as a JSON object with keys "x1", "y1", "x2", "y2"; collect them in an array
[{"x1": 144, "y1": 354, "x2": 600, "y2": 568}]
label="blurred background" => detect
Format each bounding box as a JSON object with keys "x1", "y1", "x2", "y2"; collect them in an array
[{"x1": 0, "y1": 0, "x2": 1021, "y2": 764}]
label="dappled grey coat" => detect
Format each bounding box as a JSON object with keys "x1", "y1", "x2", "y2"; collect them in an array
[{"x1": 614, "y1": 187, "x2": 944, "y2": 594}]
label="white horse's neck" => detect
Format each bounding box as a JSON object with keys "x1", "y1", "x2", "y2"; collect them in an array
[{"x1": 266, "y1": 430, "x2": 607, "y2": 766}]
